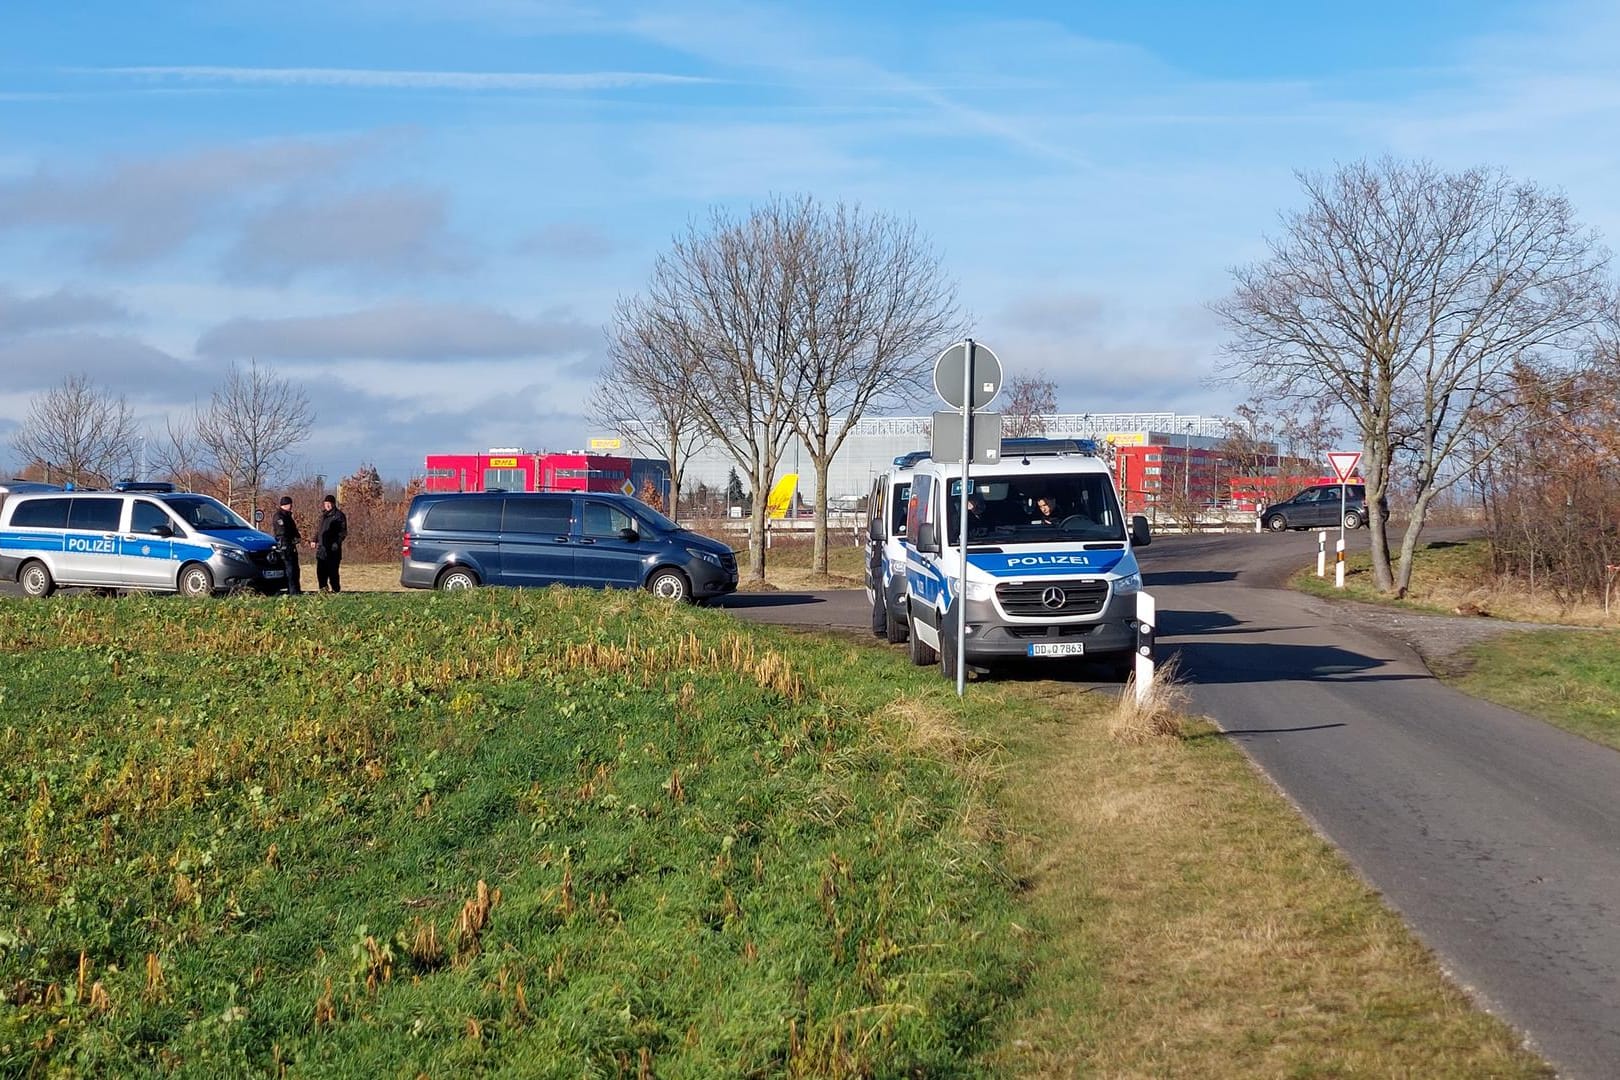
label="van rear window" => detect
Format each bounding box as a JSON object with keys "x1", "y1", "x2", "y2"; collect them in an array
[
  {"x1": 9, "y1": 498, "x2": 70, "y2": 529},
  {"x1": 423, "y1": 498, "x2": 504, "y2": 533}
]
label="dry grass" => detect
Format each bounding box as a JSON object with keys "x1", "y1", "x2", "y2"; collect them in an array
[
  {"x1": 1109, "y1": 655, "x2": 1188, "y2": 743},
  {"x1": 334, "y1": 563, "x2": 408, "y2": 592},
  {"x1": 981, "y1": 677, "x2": 1549, "y2": 1078}
]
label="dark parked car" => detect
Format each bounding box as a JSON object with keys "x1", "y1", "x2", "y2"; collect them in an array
[
  {"x1": 1262, "y1": 484, "x2": 1379, "y2": 531},
  {"x1": 400, "y1": 491, "x2": 738, "y2": 602}
]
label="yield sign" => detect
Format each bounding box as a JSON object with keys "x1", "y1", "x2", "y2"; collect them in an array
[{"x1": 1328, "y1": 451, "x2": 1361, "y2": 481}]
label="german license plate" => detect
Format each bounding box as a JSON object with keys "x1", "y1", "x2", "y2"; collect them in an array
[
  {"x1": 263, "y1": 569, "x2": 285, "y2": 578},
  {"x1": 1028, "y1": 642, "x2": 1085, "y2": 657}
]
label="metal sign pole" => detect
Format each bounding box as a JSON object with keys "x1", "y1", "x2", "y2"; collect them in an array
[{"x1": 957, "y1": 339, "x2": 974, "y2": 697}]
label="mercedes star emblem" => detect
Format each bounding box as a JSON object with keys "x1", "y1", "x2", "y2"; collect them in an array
[{"x1": 1041, "y1": 586, "x2": 1066, "y2": 609}]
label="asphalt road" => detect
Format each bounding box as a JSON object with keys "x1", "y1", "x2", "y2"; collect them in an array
[{"x1": 1142, "y1": 530, "x2": 1620, "y2": 1079}]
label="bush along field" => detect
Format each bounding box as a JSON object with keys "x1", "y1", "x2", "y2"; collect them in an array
[{"x1": 0, "y1": 590, "x2": 1019, "y2": 1077}]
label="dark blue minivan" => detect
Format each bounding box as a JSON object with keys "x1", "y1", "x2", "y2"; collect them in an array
[{"x1": 400, "y1": 491, "x2": 738, "y2": 602}]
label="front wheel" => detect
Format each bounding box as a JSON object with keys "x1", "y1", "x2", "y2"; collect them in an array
[
  {"x1": 647, "y1": 568, "x2": 691, "y2": 603},
  {"x1": 885, "y1": 603, "x2": 908, "y2": 645},
  {"x1": 907, "y1": 613, "x2": 938, "y2": 666},
  {"x1": 437, "y1": 566, "x2": 480, "y2": 591},
  {"x1": 1266, "y1": 514, "x2": 1289, "y2": 532},
  {"x1": 177, "y1": 563, "x2": 214, "y2": 598},
  {"x1": 19, "y1": 560, "x2": 54, "y2": 598},
  {"x1": 1343, "y1": 510, "x2": 1363, "y2": 530}
]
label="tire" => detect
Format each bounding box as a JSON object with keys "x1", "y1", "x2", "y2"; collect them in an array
[
  {"x1": 436, "y1": 566, "x2": 480, "y2": 591},
  {"x1": 1343, "y1": 510, "x2": 1363, "y2": 530},
  {"x1": 19, "y1": 560, "x2": 54, "y2": 598},
  {"x1": 647, "y1": 567, "x2": 691, "y2": 603},
  {"x1": 885, "y1": 604, "x2": 908, "y2": 645},
  {"x1": 907, "y1": 612, "x2": 938, "y2": 666},
  {"x1": 1266, "y1": 514, "x2": 1289, "y2": 532},
  {"x1": 871, "y1": 591, "x2": 887, "y2": 637},
  {"x1": 177, "y1": 563, "x2": 213, "y2": 598}
]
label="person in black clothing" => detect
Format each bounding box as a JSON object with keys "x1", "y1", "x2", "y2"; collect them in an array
[
  {"x1": 272, "y1": 496, "x2": 302, "y2": 596},
  {"x1": 314, "y1": 494, "x2": 348, "y2": 593}
]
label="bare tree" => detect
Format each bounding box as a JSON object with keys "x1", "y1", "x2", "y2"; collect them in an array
[
  {"x1": 195, "y1": 360, "x2": 314, "y2": 514},
  {"x1": 11, "y1": 373, "x2": 140, "y2": 486},
  {"x1": 148, "y1": 414, "x2": 211, "y2": 492},
  {"x1": 592, "y1": 297, "x2": 714, "y2": 520},
  {"x1": 1215, "y1": 158, "x2": 1610, "y2": 595},
  {"x1": 1001, "y1": 371, "x2": 1057, "y2": 438},
  {"x1": 793, "y1": 200, "x2": 961, "y2": 572},
  {"x1": 630, "y1": 201, "x2": 815, "y2": 582}
]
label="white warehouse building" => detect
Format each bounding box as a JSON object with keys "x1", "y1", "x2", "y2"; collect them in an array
[{"x1": 672, "y1": 412, "x2": 1232, "y2": 504}]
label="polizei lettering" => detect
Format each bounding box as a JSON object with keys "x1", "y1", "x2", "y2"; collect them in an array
[
  {"x1": 1005, "y1": 555, "x2": 1093, "y2": 566},
  {"x1": 67, "y1": 537, "x2": 116, "y2": 553}
]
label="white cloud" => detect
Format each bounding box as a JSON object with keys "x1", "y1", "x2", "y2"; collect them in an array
[
  {"x1": 97, "y1": 66, "x2": 716, "y2": 92},
  {"x1": 223, "y1": 188, "x2": 467, "y2": 282},
  {"x1": 195, "y1": 302, "x2": 600, "y2": 361},
  {"x1": 0, "y1": 286, "x2": 130, "y2": 335}
]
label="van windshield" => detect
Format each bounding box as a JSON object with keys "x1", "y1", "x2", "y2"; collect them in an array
[
  {"x1": 946, "y1": 473, "x2": 1125, "y2": 545},
  {"x1": 164, "y1": 495, "x2": 253, "y2": 534}
]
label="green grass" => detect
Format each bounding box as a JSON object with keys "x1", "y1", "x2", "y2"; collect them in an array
[
  {"x1": 0, "y1": 590, "x2": 1019, "y2": 1077},
  {"x1": 1292, "y1": 538, "x2": 1494, "y2": 614},
  {"x1": 1449, "y1": 630, "x2": 1620, "y2": 751}
]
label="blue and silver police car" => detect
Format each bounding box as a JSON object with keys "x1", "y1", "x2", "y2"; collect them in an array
[{"x1": 0, "y1": 486, "x2": 285, "y2": 597}]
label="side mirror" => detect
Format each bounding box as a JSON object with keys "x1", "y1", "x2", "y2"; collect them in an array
[
  {"x1": 151, "y1": 524, "x2": 174, "y2": 538},
  {"x1": 867, "y1": 518, "x2": 883, "y2": 543},
  {"x1": 618, "y1": 527, "x2": 640, "y2": 543},
  {"x1": 1130, "y1": 515, "x2": 1152, "y2": 547},
  {"x1": 915, "y1": 522, "x2": 939, "y2": 554}
]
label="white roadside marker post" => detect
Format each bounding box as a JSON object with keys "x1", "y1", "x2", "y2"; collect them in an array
[
  {"x1": 1335, "y1": 538, "x2": 1346, "y2": 589},
  {"x1": 1317, "y1": 530, "x2": 1326, "y2": 577},
  {"x1": 1135, "y1": 590, "x2": 1156, "y2": 704}
]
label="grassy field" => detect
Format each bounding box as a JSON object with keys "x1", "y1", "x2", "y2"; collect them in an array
[
  {"x1": 1449, "y1": 630, "x2": 1620, "y2": 752},
  {"x1": 1293, "y1": 537, "x2": 1618, "y2": 626},
  {"x1": 1292, "y1": 538, "x2": 1620, "y2": 752},
  {"x1": 0, "y1": 589, "x2": 1548, "y2": 1076}
]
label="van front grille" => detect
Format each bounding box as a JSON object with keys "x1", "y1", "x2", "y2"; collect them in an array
[{"x1": 995, "y1": 579, "x2": 1108, "y2": 616}]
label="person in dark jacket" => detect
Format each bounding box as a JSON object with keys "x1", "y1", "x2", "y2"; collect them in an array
[
  {"x1": 314, "y1": 494, "x2": 349, "y2": 593},
  {"x1": 272, "y1": 496, "x2": 302, "y2": 596}
]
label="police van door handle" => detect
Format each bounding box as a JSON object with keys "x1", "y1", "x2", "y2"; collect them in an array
[
  {"x1": 578, "y1": 538, "x2": 597, "y2": 545},
  {"x1": 553, "y1": 536, "x2": 570, "y2": 544}
]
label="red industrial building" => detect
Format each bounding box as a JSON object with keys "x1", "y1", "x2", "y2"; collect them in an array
[
  {"x1": 423, "y1": 450, "x2": 668, "y2": 499},
  {"x1": 1112, "y1": 443, "x2": 1356, "y2": 514}
]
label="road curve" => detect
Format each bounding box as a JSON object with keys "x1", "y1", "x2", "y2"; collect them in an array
[{"x1": 1145, "y1": 531, "x2": 1620, "y2": 1079}]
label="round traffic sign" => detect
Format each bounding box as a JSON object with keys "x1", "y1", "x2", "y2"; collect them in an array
[{"x1": 933, "y1": 341, "x2": 1003, "y2": 410}]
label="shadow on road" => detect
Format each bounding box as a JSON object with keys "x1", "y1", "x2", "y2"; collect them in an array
[
  {"x1": 1145, "y1": 570, "x2": 1239, "y2": 586},
  {"x1": 1169, "y1": 642, "x2": 1428, "y2": 686},
  {"x1": 1157, "y1": 609, "x2": 1313, "y2": 638},
  {"x1": 712, "y1": 592, "x2": 827, "y2": 610},
  {"x1": 1187, "y1": 722, "x2": 1348, "y2": 740}
]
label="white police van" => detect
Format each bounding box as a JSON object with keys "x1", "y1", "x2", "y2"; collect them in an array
[
  {"x1": 901, "y1": 439, "x2": 1150, "y2": 678},
  {"x1": 0, "y1": 485, "x2": 285, "y2": 597},
  {"x1": 863, "y1": 451, "x2": 925, "y2": 644}
]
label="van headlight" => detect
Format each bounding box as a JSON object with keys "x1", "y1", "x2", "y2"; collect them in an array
[
  {"x1": 1113, "y1": 572, "x2": 1143, "y2": 595},
  {"x1": 211, "y1": 545, "x2": 251, "y2": 563},
  {"x1": 964, "y1": 578, "x2": 995, "y2": 602},
  {"x1": 686, "y1": 547, "x2": 722, "y2": 567}
]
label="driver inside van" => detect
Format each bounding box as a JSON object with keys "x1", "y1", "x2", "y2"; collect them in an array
[{"x1": 1032, "y1": 494, "x2": 1063, "y2": 525}]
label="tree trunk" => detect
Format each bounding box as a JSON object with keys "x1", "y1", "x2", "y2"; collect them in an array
[
  {"x1": 747, "y1": 463, "x2": 770, "y2": 582},
  {"x1": 1365, "y1": 428, "x2": 1396, "y2": 593},
  {"x1": 667, "y1": 460, "x2": 682, "y2": 520},
  {"x1": 811, "y1": 455, "x2": 832, "y2": 575},
  {"x1": 1394, "y1": 488, "x2": 1438, "y2": 598}
]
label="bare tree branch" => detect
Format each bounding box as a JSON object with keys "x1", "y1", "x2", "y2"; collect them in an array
[
  {"x1": 195, "y1": 360, "x2": 314, "y2": 515},
  {"x1": 1214, "y1": 158, "x2": 1610, "y2": 595},
  {"x1": 11, "y1": 373, "x2": 139, "y2": 486}
]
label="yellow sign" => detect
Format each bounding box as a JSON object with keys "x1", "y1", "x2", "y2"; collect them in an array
[
  {"x1": 590, "y1": 438, "x2": 622, "y2": 451},
  {"x1": 621, "y1": 480, "x2": 636, "y2": 496},
  {"x1": 1103, "y1": 432, "x2": 1147, "y2": 446},
  {"x1": 487, "y1": 456, "x2": 519, "y2": 467},
  {"x1": 765, "y1": 474, "x2": 798, "y2": 520}
]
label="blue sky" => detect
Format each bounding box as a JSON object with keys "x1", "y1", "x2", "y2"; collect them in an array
[{"x1": 2, "y1": 0, "x2": 1618, "y2": 480}]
